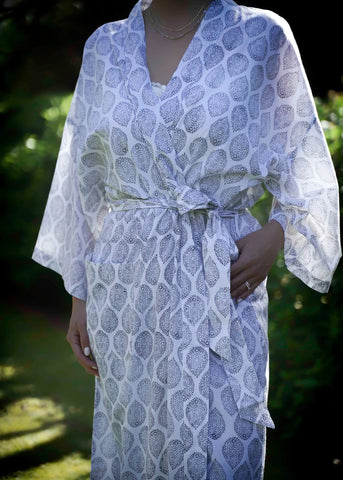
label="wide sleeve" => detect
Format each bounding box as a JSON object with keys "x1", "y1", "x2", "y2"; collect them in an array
[
  {"x1": 32, "y1": 30, "x2": 108, "y2": 301},
  {"x1": 263, "y1": 17, "x2": 341, "y2": 293}
]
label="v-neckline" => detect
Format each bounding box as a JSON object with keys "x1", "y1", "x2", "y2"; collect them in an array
[{"x1": 138, "y1": 0, "x2": 216, "y2": 102}]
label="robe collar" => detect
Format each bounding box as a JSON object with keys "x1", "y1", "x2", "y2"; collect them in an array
[{"x1": 121, "y1": 0, "x2": 239, "y2": 103}]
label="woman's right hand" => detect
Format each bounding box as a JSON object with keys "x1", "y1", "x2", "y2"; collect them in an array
[{"x1": 66, "y1": 296, "x2": 99, "y2": 377}]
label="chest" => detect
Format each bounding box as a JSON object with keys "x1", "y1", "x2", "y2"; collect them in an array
[{"x1": 143, "y1": 12, "x2": 198, "y2": 85}]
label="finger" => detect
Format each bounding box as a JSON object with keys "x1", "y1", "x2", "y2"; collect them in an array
[
  {"x1": 230, "y1": 241, "x2": 251, "y2": 279},
  {"x1": 231, "y1": 270, "x2": 248, "y2": 295},
  {"x1": 78, "y1": 322, "x2": 99, "y2": 373},
  {"x1": 79, "y1": 343, "x2": 98, "y2": 375},
  {"x1": 68, "y1": 331, "x2": 99, "y2": 377},
  {"x1": 77, "y1": 347, "x2": 99, "y2": 377},
  {"x1": 230, "y1": 254, "x2": 247, "y2": 279},
  {"x1": 78, "y1": 321, "x2": 91, "y2": 354},
  {"x1": 84, "y1": 346, "x2": 91, "y2": 357},
  {"x1": 236, "y1": 281, "x2": 259, "y2": 303},
  {"x1": 83, "y1": 346, "x2": 99, "y2": 374},
  {"x1": 231, "y1": 264, "x2": 256, "y2": 294},
  {"x1": 231, "y1": 276, "x2": 255, "y2": 299}
]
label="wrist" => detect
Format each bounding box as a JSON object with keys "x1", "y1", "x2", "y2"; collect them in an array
[
  {"x1": 72, "y1": 296, "x2": 86, "y2": 305},
  {"x1": 72, "y1": 296, "x2": 87, "y2": 317},
  {"x1": 265, "y1": 220, "x2": 285, "y2": 252}
]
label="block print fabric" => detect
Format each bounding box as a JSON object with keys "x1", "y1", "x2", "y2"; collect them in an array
[{"x1": 32, "y1": 0, "x2": 341, "y2": 478}]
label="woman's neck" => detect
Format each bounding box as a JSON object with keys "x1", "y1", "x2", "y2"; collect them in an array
[{"x1": 149, "y1": 0, "x2": 210, "y2": 26}]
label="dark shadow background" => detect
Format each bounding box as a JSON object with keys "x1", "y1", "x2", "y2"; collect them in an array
[{"x1": 1, "y1": 0, "x2": 342, "y2": 99}]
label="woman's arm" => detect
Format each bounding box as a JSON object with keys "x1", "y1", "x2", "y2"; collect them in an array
[
  {"x1": 66, "y1": 296, "x2": 98, "y2": 376},
  {"x1": 230, "y1": 220, "x2": 284, "y2": 302}
]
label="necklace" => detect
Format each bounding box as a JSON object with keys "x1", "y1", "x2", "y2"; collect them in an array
[
  {"x1": 147, "y1": 0, "x2": 212, "y2": 40},
  {"x1": 151, "y1": 0, "x2": 211, "y2": 32}
]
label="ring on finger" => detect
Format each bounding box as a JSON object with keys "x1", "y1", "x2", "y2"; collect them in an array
[{"x1": 245, "y1": 280, "x2": 252, "y2": 291}]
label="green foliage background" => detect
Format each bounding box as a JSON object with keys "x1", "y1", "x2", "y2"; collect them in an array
[{"x1": 0, "y1": 1, "x2": 342, "y2": 478}]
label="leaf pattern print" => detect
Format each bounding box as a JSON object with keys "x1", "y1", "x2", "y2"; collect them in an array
[{"x1": 32, "y1": 0, "x2": 341, "y2": 478}]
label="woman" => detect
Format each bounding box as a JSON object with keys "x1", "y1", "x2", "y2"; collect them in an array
[{"x1": 32, "y1": 0, "x2": 341, "y2": 478}]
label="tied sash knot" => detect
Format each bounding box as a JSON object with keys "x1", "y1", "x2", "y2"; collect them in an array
[{"x1": 108, "y1": 189, "x2": 275, "y2": 429}]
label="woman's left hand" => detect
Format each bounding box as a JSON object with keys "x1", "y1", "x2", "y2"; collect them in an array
[{"x1": 230, "y1": 220, "x2": 284, "y2": 302}]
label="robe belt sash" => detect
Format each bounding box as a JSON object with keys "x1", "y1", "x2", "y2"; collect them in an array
[{"x1": 107, "y1": 187, "x2": 274, "y2": 429}]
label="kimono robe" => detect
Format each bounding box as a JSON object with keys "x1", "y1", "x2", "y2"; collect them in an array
[{"x1": 32, "y1": 0, "x2": 341, "y2": 478}]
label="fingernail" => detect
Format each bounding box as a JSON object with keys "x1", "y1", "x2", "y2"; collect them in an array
[
  {"x1": 91, "y1": 366, "x2": 98, "y2": 370},
  {"x1": 237, "y1": 298, "x2": 243, "y2": 304},
  {"x1": 84, "y1": 347, "x2": 91, "y2": 357}
]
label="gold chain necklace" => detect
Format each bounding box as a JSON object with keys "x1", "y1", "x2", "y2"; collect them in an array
[
  {"x1": 150, "y1": 0, "x2": 211, "y2": 32},
  {"x1": 147, "y1": 0, "x2": 212, "y2": 40}
]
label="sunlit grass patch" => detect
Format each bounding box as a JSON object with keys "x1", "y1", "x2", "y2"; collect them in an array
[
  {"x1": 0, "y1": 302, "x2": 93, "y2": 479},
  {"x1": 2, "y1": 452, "x2": 90, "y2": 480},
  {"x1": 0, "y1": 366, "x2": 23, "y2": 382},
  {"x1": 0, "y1": 424, "x2": 66, "y2": 459},
  {"x1": 0, "y1": 397, "x2": 65, "y2": 437},
  {"x1": 0, "y1": 397, "x2": 66, "y2": 459}
]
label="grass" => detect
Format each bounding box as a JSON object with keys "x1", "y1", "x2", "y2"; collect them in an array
[
  {"x1": 0, "y1": 300, "x2": 94, "y2": 479},
  {"x1": 0, "y1": 298, "x2": 291, "y2": 480},
  {"x1": 1, "y1": 298, "x2": 341, "y2": 480}
]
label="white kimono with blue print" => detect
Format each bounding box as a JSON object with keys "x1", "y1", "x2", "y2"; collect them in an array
[{"x1": 33, "y1": 0, "x2": 341, "y2": 478}]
